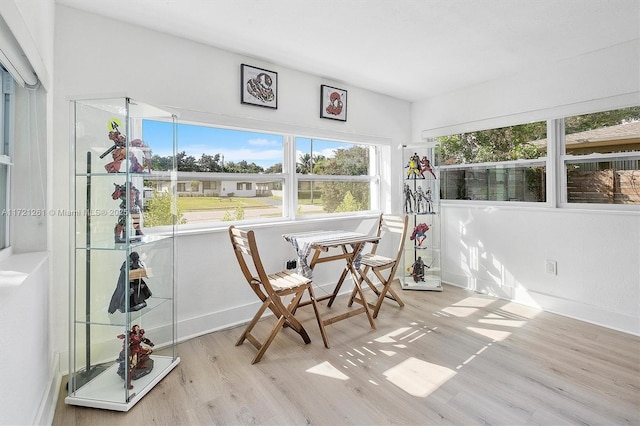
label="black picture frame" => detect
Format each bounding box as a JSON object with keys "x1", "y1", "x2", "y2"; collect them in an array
[
  {"x1": 241, "y1": 64, "x2": 278, "y2": 109},
  {"x1": 320, "y1": 85, "x2": 347, "y2": 121}
]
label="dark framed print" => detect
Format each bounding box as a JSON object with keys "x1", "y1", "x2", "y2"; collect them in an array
[
  {"x1": 241, "y1": 64, "x2": 278, "y2": 109},
  {"x1": 320, "y1": 85, "x2": 347, "y2": 121}
]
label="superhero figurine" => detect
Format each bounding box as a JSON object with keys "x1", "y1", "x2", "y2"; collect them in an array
[
  {"x1": 419, "y1": 156, "x2": 437, "y2": 179},
  {"x1": 101, "y1": 118, "x2": 152, "y2": 173},
  {"x1": 112, "y1": 183, "x2": 143, "y2": 243},
  {"x1": 405, "y1": 152, "x2": 421, "y2": 179},
  {"x1": 116, "y1": 325, "x2": 154, "y2": 389},
  {"x1": 410, "y1": 222, "x2": 430, "y2": 248}
]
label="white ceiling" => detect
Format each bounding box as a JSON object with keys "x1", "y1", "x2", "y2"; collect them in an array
[{"x1": 56, "y1": 0, "x2": 639, "y2": 102}]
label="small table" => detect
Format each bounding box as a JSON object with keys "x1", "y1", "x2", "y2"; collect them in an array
[{"x1": 283, "y1": 231, "x2": 380, "y2": 344}]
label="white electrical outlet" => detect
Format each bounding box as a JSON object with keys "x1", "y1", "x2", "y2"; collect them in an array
[{"x1": 545, "y1": 259, "x2": 557, "y2": 275}]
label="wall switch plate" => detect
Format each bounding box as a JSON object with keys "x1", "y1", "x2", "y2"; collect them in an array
[{"x1": 545, "y1": 259, "x2": 557, "y2": 275}]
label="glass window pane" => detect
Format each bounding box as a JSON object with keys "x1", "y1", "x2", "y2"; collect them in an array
[
  {"x1": 441, "y1": 164, "x2": 546, "y2": 202},
  {"x1": 296, "y1": 138, "x2": 370, "y2": 175},
  {"x1": 436, "y1": 122, "x2": 547, "y2": 165},
  {"x1": 566, "y1": 159, "x2": 640, "y2": 204},
  {"x1": 297, "y1": 180, "x2": 371, "y2": 215},
  {"x1": 142, "y1": 120, "x2": 284, "y2": 226},
  {"x1": 564, "y1": 107, "x2": 640, "y2": 155}
]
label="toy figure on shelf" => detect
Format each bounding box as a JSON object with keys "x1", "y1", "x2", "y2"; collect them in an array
[
  {"x1": 410, "y1": 222, "x2": 430, "y2": 248},
  {"x1": 100, "y1": 118, "x2": 152, "y2": 173},
  {"x1": 405, "y1": 152, "x2": 421, "y2": 179},
  {"x1": 112, "y1": 183, "x2": 144, "y2": 243},
  {"x1": 108, "y1": 251, "x2": 152, "y2": 314},
  {"x1": 404, "y1": 183, "x2": 414, "y2": 213},
  {"x1": 116, "y1": 325, "x2": 154, "y2": 389},
  {"x1": 420, "y1": 156, "x2": 437, "y2": 179},
  {"x1": 414, "y1": 186, "x2": 429, "y2": 214},
  {"x1": 411, "y1": 257, "x2": 426, "y2": 282}
]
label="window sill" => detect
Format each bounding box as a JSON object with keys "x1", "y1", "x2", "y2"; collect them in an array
[{"x1": 0, "y1": 251, "x2": 48, "y2": 288}]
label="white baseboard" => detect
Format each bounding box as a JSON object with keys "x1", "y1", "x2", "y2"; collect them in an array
[{"x1": 443, "y1": 276, "x2": 639, "y2": 336}]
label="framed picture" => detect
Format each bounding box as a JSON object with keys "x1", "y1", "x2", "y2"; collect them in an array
[
  {"x1": 320, "y1": 85, "x2": 347, "y2": 121},
  {"x1": 241, "y1": 64, "x2": 278, "y2": 109}
]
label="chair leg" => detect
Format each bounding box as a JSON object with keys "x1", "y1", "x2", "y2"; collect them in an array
[
  {"x1": 251, "y1": 314, "x2": 288, "y2": 364},
  {"x1": 307, "y1": 285, "x2": 329, "y2": 348},
  {"x1": 237, "y1": 298, "x2": 272, "y2": 347}
]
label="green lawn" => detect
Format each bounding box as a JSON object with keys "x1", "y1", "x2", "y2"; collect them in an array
[{"x1": 178, "y1": 196, "x2": 273, "y2": 211}]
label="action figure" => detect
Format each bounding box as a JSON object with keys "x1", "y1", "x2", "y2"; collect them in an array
[
  {"x1": 405, "y1": 152, "x2": 421, "y2": 179},
  {"x1": 116, "y1": 325, "x2": 154, "y2": 389},
  {"x1": 108, "y1": 251, "x2": 152, "y2": 314},
  {"x1": 424, "y1": 188, "x2": 433, "y2": 213},
  {"x1": 101, "y1": 118, "x2": 152, "y2": 173},
  {"x1": 403, "y1": 183, "x2": 414, "y2": 213},
  {"x1": 411, "y1": 257, "x2": 426, "y2": 282},
  {"x1": 414, "y1": 186, "x2": 428, "y2": 214},
  {"x1": 419, "y1": 156, "x2": 437, "y2": 179},
  {"x1": 410, "y1": 222, "x2": 430, "y2": 248},
  {"x1": 112, "y1": 183, "x2": 144, "y2": 243}
]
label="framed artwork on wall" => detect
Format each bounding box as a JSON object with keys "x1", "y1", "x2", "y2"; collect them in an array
[
  {"x1": 241, "y1": 64, "x2": 278, "y2": 109},
  {"x1": 320, "y1": 85, "x2": 347, "y2": 121}
]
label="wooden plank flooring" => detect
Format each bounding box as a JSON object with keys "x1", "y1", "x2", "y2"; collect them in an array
[{"x1": 53, "y1": 284, "x2": 640, "y2": 425}]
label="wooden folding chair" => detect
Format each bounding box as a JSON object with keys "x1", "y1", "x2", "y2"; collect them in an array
[
  {"x1": 349, "y1": 214, "x2": 408, "y2": 318},
  {"x1": 228, "y1": 226, "x2": 328, "y2": 364}
]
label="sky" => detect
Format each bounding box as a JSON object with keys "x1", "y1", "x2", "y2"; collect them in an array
[{"x1": 142, "y1": 120, "x2": 354, "y2": 169}]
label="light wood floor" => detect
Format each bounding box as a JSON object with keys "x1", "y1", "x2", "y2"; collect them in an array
[{"x1": 53, "y1": 284, "x2": 640, "y2": 425}]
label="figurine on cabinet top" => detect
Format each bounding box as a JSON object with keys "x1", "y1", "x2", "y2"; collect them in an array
[
  {"x1": 405, "y1": 152, "x2": 421, "y2": 179},
  {"x1": 419, "y1": 156, "x2": 437, "y2": 179}
]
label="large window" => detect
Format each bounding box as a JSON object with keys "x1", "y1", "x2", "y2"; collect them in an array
[
  {"x1": 437, "y1": 122, "x2": 547, "y2": 202},
  {"x1": 562, "y1": 107, "x2": 640, "y2": 205},
  {"x1": 140, "y1": 121, "x2": 380, "y2": 227},
  {"x1": 434, "y1": 106, "x2": 640, "y2": 207}
]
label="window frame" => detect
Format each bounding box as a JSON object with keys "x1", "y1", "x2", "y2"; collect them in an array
[
  {"x1": 557, "y1": 109, "x2": 640, "y2": 210},
  {"x1": 0, "y1": 67, "x2": 14, "y2": 255}
]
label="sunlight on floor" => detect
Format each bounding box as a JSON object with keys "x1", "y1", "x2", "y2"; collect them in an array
[
  {"x1": 383, "y1": 357, "x2": 456, "y2": 398},
  {"x1": 306, "y1": 361, "x2": 349, "y2": 380},
  {"x1": 467, "y1": 326, "x2": 512, "y2": 341}
]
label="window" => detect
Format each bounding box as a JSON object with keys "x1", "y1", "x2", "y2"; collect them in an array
[
  {"x1": 437, "y1": 121, "x2": 547, "y2": 202},
  {"x1": 0, "y1": 67, "x2": 14, "y2": 250},
  {"x1": 141, "y1": 120, "x2": 380, "y2": 227},
  {"x1": 562, "y1": 107, "x2": 640, "y2": 205},
  {"x1": 295, "y1": 137, "x2": 378, "y2": 216}
]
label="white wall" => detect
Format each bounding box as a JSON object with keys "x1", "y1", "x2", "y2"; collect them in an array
[
  {"x1": 0, "y1": 1, "x2": 55, "y2": 425},
  {"x1": 412, "y1": 38, "x2": 640, "y2": 335},
  {"x1": 52, "y1": 5, "x2": 410, "y2": 373}
]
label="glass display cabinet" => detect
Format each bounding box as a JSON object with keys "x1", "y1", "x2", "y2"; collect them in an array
[
  {"x1": 66, "y1": 98, "x2": 180, "y2": 411},
  {"x1": 400, "y1": 143, "x2": 443, "y2": 291}
]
